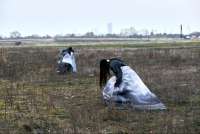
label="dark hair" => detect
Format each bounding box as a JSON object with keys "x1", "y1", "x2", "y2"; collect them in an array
[
  {"x1": 100, "y1": 59, "x2": 110, "y2": 88},
  {"x1": 68, "y1": 47, "x2": 74, "y2": 55}
]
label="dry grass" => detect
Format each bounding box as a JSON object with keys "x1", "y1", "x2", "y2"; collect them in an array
[{"x1": 0, "y1": 44, "x2": 200, "y2": 133}]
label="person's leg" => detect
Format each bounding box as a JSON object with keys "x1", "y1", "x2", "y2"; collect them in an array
[
  {"x1": 57, "y1": 63, "x2": 67, "y2": 74},
  {"x1": 66, "y1": 63, "x2": 73, "y2": 72}
]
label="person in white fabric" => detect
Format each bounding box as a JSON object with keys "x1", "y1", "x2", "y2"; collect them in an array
[
  {"x1": 100, "y1": 58, "x2": 166, "y2": 110},
  {"x1": 57, "y1": 47, "x2": 77, "y2": 74}
]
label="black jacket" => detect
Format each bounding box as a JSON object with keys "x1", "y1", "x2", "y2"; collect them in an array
[{"x1": 109, "y1": 58, "x2": 126, "y2": 87}]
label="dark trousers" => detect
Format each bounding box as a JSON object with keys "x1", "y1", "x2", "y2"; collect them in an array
[{"x1": 57, "y1": 63, "x2": 72, "y2": 74}]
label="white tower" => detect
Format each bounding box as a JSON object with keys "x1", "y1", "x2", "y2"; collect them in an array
[{"x1": 107, "y1": 23, "x2": 113, "y2": 34}]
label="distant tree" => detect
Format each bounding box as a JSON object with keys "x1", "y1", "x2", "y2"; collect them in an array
[
  {"x1": 85, "y1": 32, "x2": 94, "y2": 37},
  {"x1": 140, "y1": 29, "x2": 149, "y2": 39},
  {"x1": 31, "y1": 34, "x2": 40, "y2": 39},
  {"x1": 54, "y1": 34, "x2": 63, "y2": 38},
  {"x1": 150, "y1": 31, "x2": 154, "y2": 36},
  {"x1": 69, "y1": 34, "x2": 75, "y2": 37},
  {"x1": 120, "y1": 27, "x2": 137, "y2": 37},
  {"x1": 144, "y1": 29, "x2": 149, "y2": 36},
  {"x1": 163, "y1": 33, "x2": 167, "y2": 36},
  {"x1": 44, "y1": 34, "x2": 51, "y2": 39},
  {"x1": 58, "y1": 34, "x2": 75, "y2": 38},
  {"x1": 10, "y1": 31, "x2": 21, "y2": 39},
  {"x1": 129, "y1": 27, "x2": 137, "y2": 36},
  {"x1": 105, "y1": 33, "x2": 118, "y2": 38}
]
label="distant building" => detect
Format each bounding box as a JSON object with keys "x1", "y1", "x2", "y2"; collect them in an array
[
  {"x1": 107, "y1": 23, "x2": 113, "y2": 34},
  {"x1": 190, "y1": 32, "x2": 200, "y2": 39},
  {"x1": 184, "y1": 32, "x2": 200, "y2": 40}
]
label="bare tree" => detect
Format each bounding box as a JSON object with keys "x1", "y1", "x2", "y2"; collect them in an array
[
  {"x1": 129, "y1": 27, "x2": 137, "y2": 36},
  {"x1": 10, "y1": 31, "x2": 21, "y2": 39}
]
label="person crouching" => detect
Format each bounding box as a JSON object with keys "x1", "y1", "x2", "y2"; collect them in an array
[{"x1": 57, "y1": 47, "x2": 77, "y2": 74}]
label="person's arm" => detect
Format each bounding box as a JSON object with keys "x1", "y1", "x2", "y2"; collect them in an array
[{"x1": 110, "y1": 63, "x2": 122, "y2": 87}]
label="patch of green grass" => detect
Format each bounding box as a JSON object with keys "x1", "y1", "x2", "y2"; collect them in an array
[
  {"x1": 2, "y1": 40, "x2": 200, "y2": 49},
  {"x1": 51, "y1": 41, "x2": 200, "y2": 49}
]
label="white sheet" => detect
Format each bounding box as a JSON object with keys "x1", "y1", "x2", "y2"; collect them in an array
[
  {"x1": 62, "y1": 52, "x2": 77, "y2": 72},
  {"x1": 102, "y1": 66, "x2": 166, "y2": 110}
]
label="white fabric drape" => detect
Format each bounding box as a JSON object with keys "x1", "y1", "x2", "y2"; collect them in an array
[
  {"x1": 62, "y1": 52, "x2": 77, "y2": 72},
  {"x1": 102, "y1": 66, "x2": 166, "y2": 110}
]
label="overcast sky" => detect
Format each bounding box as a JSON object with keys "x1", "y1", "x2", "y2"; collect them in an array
[{"x1": 0, "y1": 0, "x2": 199, "y2": 36}]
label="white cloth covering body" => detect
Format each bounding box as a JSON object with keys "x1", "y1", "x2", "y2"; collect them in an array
[
  {"x1": 103, "y1": 66, "x2": 166, "y2": 110},
  {"x1": 62, "y1": 52, "x2": 77, "y2": 72}
]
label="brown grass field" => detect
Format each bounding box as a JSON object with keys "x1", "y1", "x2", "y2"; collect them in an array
[{"x1": 0, "y1": 42, "x2": 200, "y2": 133}]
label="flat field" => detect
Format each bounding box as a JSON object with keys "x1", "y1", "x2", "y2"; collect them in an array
[{"x1": 0, "y1": 41, "x2": 200, "y2": 133}]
